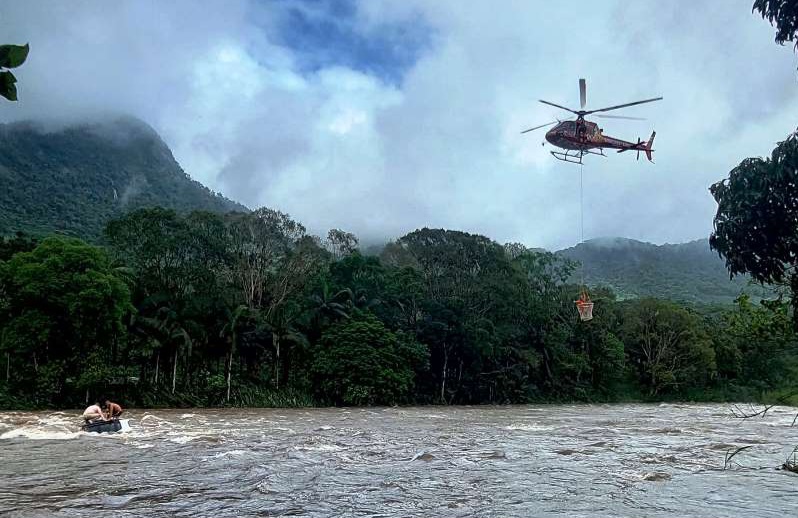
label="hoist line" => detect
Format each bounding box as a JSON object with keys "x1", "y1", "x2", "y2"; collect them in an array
[{"x1": 580, "y1": 160, "x2": 585, "y2": 290}]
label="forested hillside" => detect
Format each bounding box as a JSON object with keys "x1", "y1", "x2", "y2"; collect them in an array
[
  {"x1": 2, "y1": 215, "x2": 796, "y2": 410},
  {"x1": 558, "y1": 238, "x2": 769, "y2": 303},
  {"x1": 0, "y1": 117, "x2": 246, "y2": 239}
]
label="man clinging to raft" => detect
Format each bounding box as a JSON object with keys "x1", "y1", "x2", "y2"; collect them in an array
[
  {"x1": 104, "y1": 399, "x2": 123, "y2": 419},
  {"x1": 82, "y1": 402, "x2": 106, "y2": 423}
]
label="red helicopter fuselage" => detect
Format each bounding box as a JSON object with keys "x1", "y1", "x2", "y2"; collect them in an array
[
  {"x1": 521, "y1": 79, "x2": 661, "y2": 164},
  {"x1": 545, "y1": 119, "x2": 654, "y2": 161}
]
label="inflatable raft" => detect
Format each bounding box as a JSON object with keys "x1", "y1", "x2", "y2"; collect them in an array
[{"x1": 81, "y1": 419, "x2": 131, "y2": 433}]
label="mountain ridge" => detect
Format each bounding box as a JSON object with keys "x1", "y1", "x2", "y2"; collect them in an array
[
  {"x1": 556, "y1": 237, "x2": 767, "y2": 304},
  {"x1": 0, "y1": 116, "x2": 246, "y2": 239}
]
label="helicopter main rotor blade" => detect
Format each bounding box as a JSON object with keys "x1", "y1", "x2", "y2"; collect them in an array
[
  {"x1": 595, "y1": 114, "x2": 647, "y2": 120},
  {"x1": 539, "y1": 99, "x2": 578, "y2": 114},
  {"x1": 584, "y1": 96, "x2": 662, "y2": 115},
  {"x1": 579, "y1": 78, "x2": 586, "y2": 110},
  {"x1": 521, "y1": 120, "x2": 558, "y2": 134}
]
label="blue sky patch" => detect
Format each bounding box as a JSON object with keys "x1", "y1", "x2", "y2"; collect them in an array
[{"x1": 263, "y1": 0, "x2": 432, "y2": 85}]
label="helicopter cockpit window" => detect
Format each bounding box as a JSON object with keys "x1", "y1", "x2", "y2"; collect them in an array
[{"x1": 560, "y1": 121, "x2": 576, "y2": 132}]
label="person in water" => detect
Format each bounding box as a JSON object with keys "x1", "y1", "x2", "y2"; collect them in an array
[
  {"x1": 82, "y1": 402, "x2": 106, "y2": 423},
  {"x1": 104, "y1": 400, "x2": 123, "y2": 419}
]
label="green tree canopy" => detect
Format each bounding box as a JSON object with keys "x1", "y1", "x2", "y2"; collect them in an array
[
  {"x1": 312, "y1": 312, "x2": 428, "y2": 405},
  {"x1": 754, "y1": 0, "x2": 798, "y2": 50},
  {"x1": 709, "y1": 131, "x2": 798, "y2": 305},
  {"x1": 0, "y1": 236, "x2": 131, "y2": 404},
  {"x1": 713, "y1": 295, "x2": 797, "y2": 390},
  {"x1": 618, "y1": 299, "x2": 716, "y2": 396},
  {"x1": 3, "y1": 203, "x2": 796, "y2": 408}
]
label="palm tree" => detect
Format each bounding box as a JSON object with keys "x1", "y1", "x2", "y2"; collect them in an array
[
  {"x1": 219, "y1": 304, "x2": 250, "y2": 403},
  {"x1": 309, "y1": 282, "x2": 352, "y2": 325},
  {"x1": 264, "y1": 305, "x2": 307, "y2": 390},
  {"x1": 349, "y1": 288, "x2": 381, "y2": 312},
  {"x1": 133, "y1": 302, "x2": 194, "y2": 394},
  {"x1": 166, "y1": 323, "x2": 193, "y2": 394}
]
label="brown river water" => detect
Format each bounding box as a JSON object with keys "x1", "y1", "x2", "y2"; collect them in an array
[{"x1": 1, "y1": 404, "x2": 796, "y2": 517}]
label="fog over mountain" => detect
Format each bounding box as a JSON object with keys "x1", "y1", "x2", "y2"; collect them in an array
[
  {"x1": 1, "y1": 1, "x2": 797, "y2": 249},
  {"x1": 0, "y1": 117, "x2": 244, "y2": 238}
]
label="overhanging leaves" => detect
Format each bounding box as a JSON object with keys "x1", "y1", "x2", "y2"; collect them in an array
[
  {"x1": 0, "y1": 70, "x2": 18, "y2": 101},
  {"x1": 710, "y1": 130, "x2": 798, "y2": 285},
  {"x1": 754, "y1": 0, "x2": 798, "y2": 49},
  {"x1": 0, "y1": 43, "x2": 29, "y2": 69}
]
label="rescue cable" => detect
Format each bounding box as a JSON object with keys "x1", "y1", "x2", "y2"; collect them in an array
[{"x1": 575, "y1": 161, "x2": 594, "y2": 321}]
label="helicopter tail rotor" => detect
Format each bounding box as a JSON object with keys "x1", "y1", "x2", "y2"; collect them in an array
[
  {"x1": 644, "y1": 131, "x2": 656, "y2": 162},
  {"x1": 617, "y1": 131, "x2": 656, "y2": 162}
]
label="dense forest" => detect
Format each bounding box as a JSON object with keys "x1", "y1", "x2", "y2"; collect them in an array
[{"x1": 1, "y1": 206, "x2": 795, "y2": 409}]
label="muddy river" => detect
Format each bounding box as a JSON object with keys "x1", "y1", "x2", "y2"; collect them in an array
[{"x1": 1, "y1": 404, "x2": 796, "y2": 517}]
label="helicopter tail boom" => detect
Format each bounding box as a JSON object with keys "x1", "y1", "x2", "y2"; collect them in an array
[{"x1": 616, "y1": 130, "x2": 656, "y2": 161}]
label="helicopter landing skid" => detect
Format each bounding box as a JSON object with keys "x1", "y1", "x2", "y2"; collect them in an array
[{"x1": 550, "y1": 148, "x2": 606, "y2": 165}]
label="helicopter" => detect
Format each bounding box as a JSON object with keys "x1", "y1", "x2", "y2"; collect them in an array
[{"x1": 521, "y1": 79, "x2": 662, "y2": 164}]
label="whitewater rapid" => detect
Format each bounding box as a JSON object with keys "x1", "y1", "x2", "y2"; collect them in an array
[{"x1": 1, "y1": 404, "x2": 796, "y2": 517}]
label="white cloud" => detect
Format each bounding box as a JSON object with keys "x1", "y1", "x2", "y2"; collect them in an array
[{"x1": 1, "y1": 0, "x2": 796, "y2": 249}]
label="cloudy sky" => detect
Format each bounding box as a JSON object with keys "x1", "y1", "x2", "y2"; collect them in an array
[{"x1": 1, "y1": 1, "x2": 796, "y2": 249}]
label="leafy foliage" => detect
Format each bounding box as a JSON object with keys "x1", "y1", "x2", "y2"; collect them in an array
[
  {"x1": 617, "y1": 299, "x2": 716, "y2": 396},
  {"x1": 0, "y1": 232, "x2": 36, "y2": 261},
  {"x1": 753, "y1": 0, "x2": 798, "y2": 50},
  {"x1": 710, "y1": 131, "x2": 798, "y2": 284},
  {"x1": 713, "y1": 295, "x2": 798, "y2": 390},
  {"x1": 710, "y1": 130, "x2": 798, "y2": 320},
  {"x1": 0, "y1": 237, "x2": 131, "y2": 405},
  {"x1": 0, "y1": 43, "x2": 28, "y2": 101},
  {"x1": 312, "y1": 312, "x2": 427, "y2": 405}
]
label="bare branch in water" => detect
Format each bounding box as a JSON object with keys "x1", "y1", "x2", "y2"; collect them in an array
[
  {"x1": 783, "y1": 446, "x2": 798, "y2": 473},
  {"x1": 730, "y1": 392, "x2": 798, "y2": 420},
  {"x1": 731, "y1": 403, "x2": 775, "y2": 419},
  {"x1": 724, "y1": 445, "x2": 754, "y2": 470},
  {"x1": 727, "y1": 393, "x2": 798, "y2": 471}
]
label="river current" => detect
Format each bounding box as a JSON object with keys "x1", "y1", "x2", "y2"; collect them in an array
[{"x1": 1, "y1": 404, "x2": 796, "y2": 517}]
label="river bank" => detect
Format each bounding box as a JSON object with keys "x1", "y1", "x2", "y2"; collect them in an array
[{"x1": 3, "y1": 383, "x2": 795, "y2": 412}]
